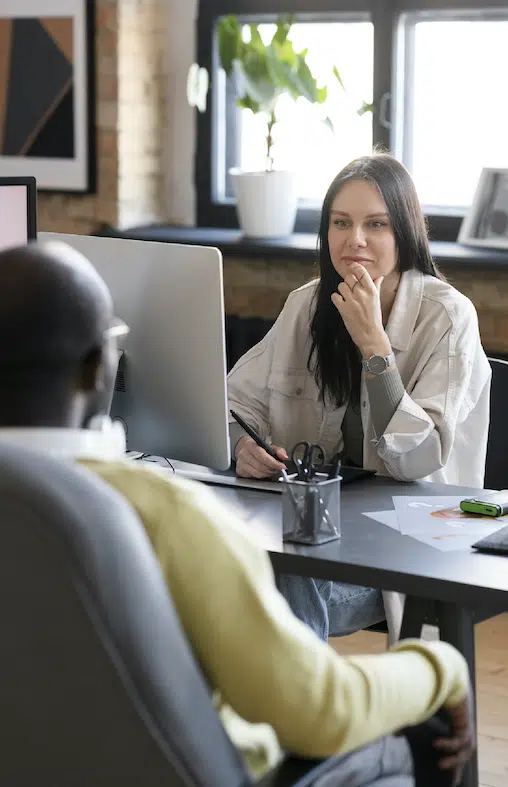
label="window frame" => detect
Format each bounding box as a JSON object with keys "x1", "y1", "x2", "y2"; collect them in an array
[
  {"x1": 393, "y1": 5, "x2": 508, "y2": 214},
  {"x1": 196, "y1": 0, "x2": 508, "y2": 241},
  {"x1": 196, "y1": 0, "x2": 388, "y2": 234}
]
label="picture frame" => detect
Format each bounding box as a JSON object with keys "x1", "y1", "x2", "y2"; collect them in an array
[
  {"x1": 0, "y1": 0, "x2": 96, "y2": 193},
  {"x1": 458, "y1": 168, "x2": 508, "y2": 250}
]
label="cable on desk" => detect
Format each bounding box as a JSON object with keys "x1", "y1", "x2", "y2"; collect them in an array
[{"x1": 134, "y1": 454, "x2": 175, "y2": 473}]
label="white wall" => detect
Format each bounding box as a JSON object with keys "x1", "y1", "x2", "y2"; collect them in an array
[{"x1": 165, "y1": 0, "x2": 198, "y2": 225}]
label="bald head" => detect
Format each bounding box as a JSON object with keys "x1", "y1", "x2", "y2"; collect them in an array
[
  {"x1": 0, "y1": 241, "x2": 117, "y2": 427},
  {"x1": 0, "y1": 241, "x2": 113, "y2": 369}
]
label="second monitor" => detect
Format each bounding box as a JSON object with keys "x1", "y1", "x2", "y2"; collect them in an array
[
  {"x1": 0, "y1": 176, "x2": 37, "y2": 251},
  {"x1": 39, "y1": 232, "x2": 231, "y2": 470}
]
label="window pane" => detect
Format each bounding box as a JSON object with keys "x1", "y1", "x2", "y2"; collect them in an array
[
  {"x1": 405, "y1": 17, "x2": 508, "y2": 209},
  {"x1": 232, "y1": 20, "x2": 373, "y2": 203}
]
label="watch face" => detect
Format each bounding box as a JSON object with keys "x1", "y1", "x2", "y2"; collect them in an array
[{"x1": 368, "y1": 355, "x2": 388, "y2": 374}]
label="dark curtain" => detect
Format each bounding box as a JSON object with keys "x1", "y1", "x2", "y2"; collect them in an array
[{"x1": 225, "y1": 315, "x2": 274, "y2": 371}]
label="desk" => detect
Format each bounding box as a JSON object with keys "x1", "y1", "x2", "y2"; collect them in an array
[{"x1": 213, "y1": 475, "x2": 508, "y2": 787}]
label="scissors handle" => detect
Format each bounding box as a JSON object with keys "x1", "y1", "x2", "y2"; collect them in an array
[
  {"x1": 293, "y1": 456, "x2": 308, "y2": 482},
  {"x1": 291, "y1": 442, "x2": 325, "y2": 482},
  {"x1": 290, "y1": 442, "x2": 308, "y2": 481},
  {"x1": 306, "y1": 444, "x2": 324, "y2": 480}
]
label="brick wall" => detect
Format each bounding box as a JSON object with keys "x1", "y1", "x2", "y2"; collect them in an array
[
  {"x1": 223, "y1": 255, "x2": 508, "y2": 356},
  {"x1": 445, "y1": 268, "x2": 508, "y2": 355},
  {"x1": 37, "y1": 0, "x2": 196, "y2": 235},
  {"x1": 32, "y1": 0, "x2": 508, "y2": 355},
  {"x1": 118, "y1": 0, "x2": 168, "y2": 228},
  {"x1": 38, "y1": 0, "x2": 120, "y2": 235}
]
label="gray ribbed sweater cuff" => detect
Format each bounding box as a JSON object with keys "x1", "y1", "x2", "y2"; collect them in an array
[{"x1": 366, "y1": 366, "x2": 406, "y2": 437}]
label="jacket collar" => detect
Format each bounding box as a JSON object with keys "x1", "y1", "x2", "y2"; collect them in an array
[
  {"x1": 0, "y1": 420, "x2": 126, "y2": 462},
  {"x1": 385, "y1": 269, "x2": 424, "y2": 352}
]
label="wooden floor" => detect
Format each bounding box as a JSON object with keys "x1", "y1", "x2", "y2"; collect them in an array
[{"x1": 330, "y1": 613, "x2": 508, "y2": 787}]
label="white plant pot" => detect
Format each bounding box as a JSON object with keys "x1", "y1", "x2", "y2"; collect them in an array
[{"x1": 230, "y1": 169, "x2": 298, "y2": 239}]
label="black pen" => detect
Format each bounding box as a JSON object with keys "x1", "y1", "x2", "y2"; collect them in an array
[
  {"x1": 327, "y1": 454, "x2": 342, "y2": 480},
  {"x1": 230, "y1": 409, "x2": 299, "y2": 510},
  {"x1": 230, "y1": 409, "x2": 281, "y2": 462}
]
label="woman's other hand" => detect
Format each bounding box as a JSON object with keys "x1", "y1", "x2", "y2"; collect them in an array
[{"x1": 235, "y1": 436, "x2": 288, "y2": 479}]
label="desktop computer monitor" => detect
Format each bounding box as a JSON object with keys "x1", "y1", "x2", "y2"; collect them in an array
[
  {"x1": 39, "y1": 232, "x2": 231, "y2": 470},
  {"x1": 0, "y1": 176, "x2": 37, "y2": 251}
]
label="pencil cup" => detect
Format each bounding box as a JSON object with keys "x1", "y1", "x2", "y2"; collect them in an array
[{"x1": 282, "y1": 474, "x2": 341, "y2": 545}]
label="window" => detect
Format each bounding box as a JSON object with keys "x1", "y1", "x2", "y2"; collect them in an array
[
  {"x1": 197, "y1": 1, "x2": 508, "y2": 239},
  {"x1": 230, "y1": 19, "x2": 373, "y2": 203},
  {"x1": 396, "y1": 11, "x2": 508, "y2": 211}
]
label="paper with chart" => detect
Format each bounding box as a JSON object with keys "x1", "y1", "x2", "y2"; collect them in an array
[{"x1": 364, "y1": 495, "x2": 508, "y2": 551}]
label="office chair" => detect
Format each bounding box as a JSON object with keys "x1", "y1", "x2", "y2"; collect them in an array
[
  {"x1": 0, "y1": 441, "x2": 369, "y2": 787},
  {"x1": 484, "y1": 356, "x2": 508, "y2": 491}
]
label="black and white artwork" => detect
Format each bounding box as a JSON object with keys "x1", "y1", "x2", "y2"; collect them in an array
[
  {"x1": 0, "y1": 0, "x2": 95, "y2": 193},
  {"x1": 459, "y1": 168, "x2": 508, "y2": 250}
]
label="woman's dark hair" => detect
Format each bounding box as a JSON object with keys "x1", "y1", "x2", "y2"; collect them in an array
[{"x1": 308, "y1": 151, "x2": 443, "y2": 408}]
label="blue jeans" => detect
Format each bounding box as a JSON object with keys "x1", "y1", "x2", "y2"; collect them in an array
[
  {"x1": 313, "y1": 736, "x2": 413, "y2": 787},
  {"x1": 276, "y1": 574, "x2": 385, "y2": 640}
]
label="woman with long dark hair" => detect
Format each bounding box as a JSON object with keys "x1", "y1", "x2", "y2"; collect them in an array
[{"x1": 228, "y1": 153, "x2": 491, "y2": 641}]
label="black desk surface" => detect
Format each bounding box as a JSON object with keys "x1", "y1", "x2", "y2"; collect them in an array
[{"x1": 214, "y1": 476, "x2": 508, "y2": 613}]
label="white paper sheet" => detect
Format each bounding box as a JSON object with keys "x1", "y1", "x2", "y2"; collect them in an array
[
  {"x1": 391, "y1": 495, "x2": 505, "y2": 536},
  {"x1": 364, "y1": 498, "x2": 508, "y2": 551},
  {"x1": 363, "y1": 510, "x2": 400, "y2": 531}
]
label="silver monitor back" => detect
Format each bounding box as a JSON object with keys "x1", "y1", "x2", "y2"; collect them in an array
[{"x1": 39, "y1": 232, "x2": 231, "y2": 470}]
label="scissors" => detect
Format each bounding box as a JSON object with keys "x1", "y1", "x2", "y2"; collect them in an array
[{"x1": 291, "y1": 441, "x2": 326, "y2": 482}]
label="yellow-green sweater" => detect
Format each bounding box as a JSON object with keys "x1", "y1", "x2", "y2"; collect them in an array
[{"x1": 82, "y1": 460, "x2": 469, "y2": 775}]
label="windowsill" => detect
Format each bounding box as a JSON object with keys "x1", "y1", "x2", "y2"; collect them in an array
[{"x1": 99, "y1": 224, "x2": 508, "y2": 268}]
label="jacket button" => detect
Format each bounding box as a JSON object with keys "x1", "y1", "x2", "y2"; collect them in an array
[
  {"x1": 362, "y1": 401, "x2": 367, "y2": 407},
  {"x1": 296, "y1": 387, "x2": 303, "y2": 395}
]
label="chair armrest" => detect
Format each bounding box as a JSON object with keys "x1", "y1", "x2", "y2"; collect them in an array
[{"x1": 257, "y1": 755, "x2": 338, "y2": 787}]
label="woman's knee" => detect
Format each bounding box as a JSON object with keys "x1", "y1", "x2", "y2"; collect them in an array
[{"x1": 275, "y1": 574, "x2": 331, "y2": 640}]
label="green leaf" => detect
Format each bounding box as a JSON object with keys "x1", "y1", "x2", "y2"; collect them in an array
[
  {"x1": 219, "y1": 12, "x2": 336, "y2": 118},
  {"x1": 280, "y1": 39, "x2": 298, "y2": 66},
  {"x1": 357, "y1": 100, "x2": 374, "y2": 116},
  {"x1": 264, "y1": 41, "x2": 326, "y2": 105},
  {"x1": 294, "y1": 56, "x2": 320, "y2": 102},
  {"x1": 237, "y1": 95, "x2": 261, "y2": 115},
  {"x1": 248, "y1": 23, "x2": 264, "y2": 51},
  {"x1": 272, "y1": 15, "x2": 294, "y2": 45},
  {"x1": 243, "y1": 41, "x2": 270, "y2": 79},
  {"x1": 323, "y1": 116, "x2": 334, "y2": 133},
  {"x1": 233, "y1": 56, "x2": 279, "y2": 112},
  {"x1": 265, "y1": 46, "x2": 300, "y2": 101},
  {"x1": 217, "y1": 15, "x2": 242, "y2": 76},
  {"x1": 316, "y1": 85, "x2": 328, "y2": 105},
  {"x1": 332, "y1": 65, "x2": 345, "y2": 91}
]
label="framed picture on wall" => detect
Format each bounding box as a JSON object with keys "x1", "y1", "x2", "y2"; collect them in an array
[
  {"x1": 458, "y1": 168, "x2": 508, "y2": 250},
  {"x1": 0, "y1": 0, "x2": 96, "y2": 193}
]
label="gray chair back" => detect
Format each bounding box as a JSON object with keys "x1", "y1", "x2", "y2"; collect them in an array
[
  {"x1": 485, "y1": 357, "x2": 508, "y2": 490},
  {"x1": 0, "y1": 442, "x2": 248, "y2": 787}
]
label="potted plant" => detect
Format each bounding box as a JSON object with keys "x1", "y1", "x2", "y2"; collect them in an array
[{"x1": 216, "y1": 15, "x2": 342, "y2": 238}]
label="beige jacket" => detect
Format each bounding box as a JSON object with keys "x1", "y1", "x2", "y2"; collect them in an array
[{"x1": 228, "y1": 270, "x2": 491, "y2": 638}]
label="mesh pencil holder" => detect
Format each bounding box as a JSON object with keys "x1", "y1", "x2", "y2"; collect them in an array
[{"x1": 282, "y1": 473, "x2": 341, "y2": 545}]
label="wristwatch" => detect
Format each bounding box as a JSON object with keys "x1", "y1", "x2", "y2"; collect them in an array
[{"x1": 362, "y1": 353, "x2": 396, "y2": 375}]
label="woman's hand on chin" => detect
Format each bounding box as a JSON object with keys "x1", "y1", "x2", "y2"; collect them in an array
[{"x1": 331, "y1": 263, "x2": 392, "y2": 358}]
